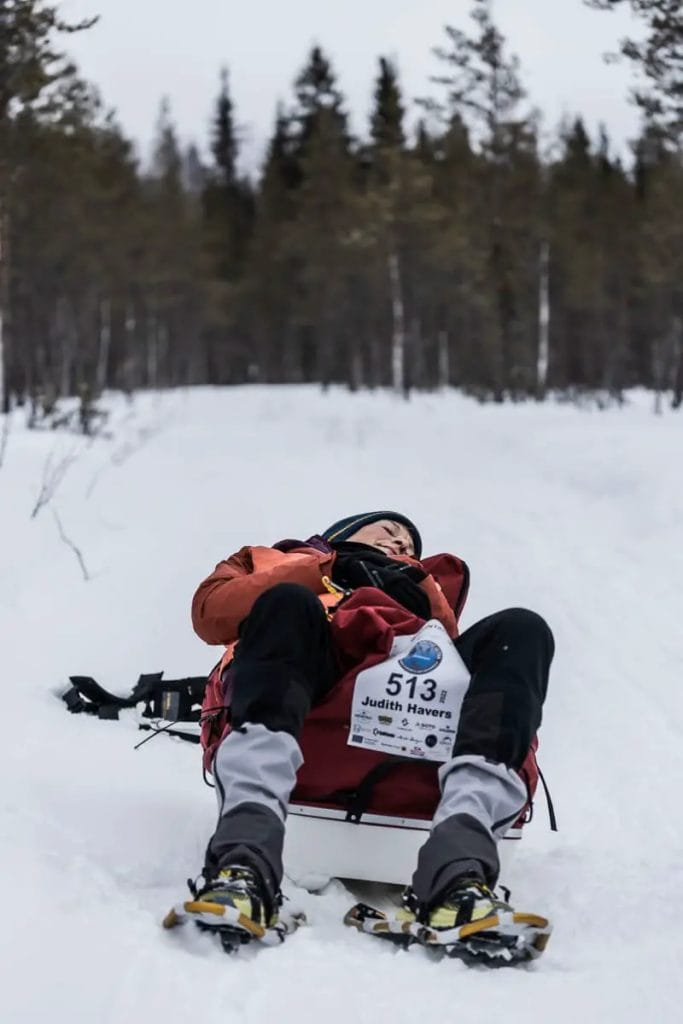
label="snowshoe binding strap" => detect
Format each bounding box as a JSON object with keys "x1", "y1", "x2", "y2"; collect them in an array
[{"x1": 344, "y1": 900, "x2": 552, "y2": 966}]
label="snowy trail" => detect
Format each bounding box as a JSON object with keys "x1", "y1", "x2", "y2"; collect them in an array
[{"x1": 1, "y1": 387, "x2": 682, "y2": 1023}]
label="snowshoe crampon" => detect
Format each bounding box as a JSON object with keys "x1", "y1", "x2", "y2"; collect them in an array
[
  {"x1": 344, "y1": 901, "x2": 551, "y2": 967},
  {"x1": 162, "y1": 900, "x2": 305, "y2": 953}
]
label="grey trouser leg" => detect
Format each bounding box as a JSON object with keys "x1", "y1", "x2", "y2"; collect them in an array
[
  {"x1": 205, "y1": 723, "x2": 303, "y2": 909},
  {"x1": 203, "y1": 583, "x2": 335, "y2": 910},
  {"x1": 411, "y1": 754, "x2": 527, "y2": 905}
]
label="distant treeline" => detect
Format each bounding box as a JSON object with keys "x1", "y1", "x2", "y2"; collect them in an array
[{"x1": 1, "y1": 0, "x2": 681, "y2": 416}]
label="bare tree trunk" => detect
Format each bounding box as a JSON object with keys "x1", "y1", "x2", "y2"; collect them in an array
[
  {"x1": 157, "y1": 321, "x2": 168, "y2": 388},
  {"x1": 670, "y1": 315, "x2": 683, "y2": 410},
  {"x1": 651, "y1": 298, "x2": 668, "y2": 414},
  {"x1": 123, "y1": 303, "x2": 137, "y2": 394},
  {"x1": 56, "y1": 297, "x2": 74, "y2": 397},
  {"x1": 0, "y1": 198, "x2": 8, "y2": 412},
  {"x1": 410, "y1": 317, "x2": 423, "y2": 392},
  {"x1": 146, "y1": 311, "x2": 158, "y2": 388},
  {"x1": 388, "y1": 251, "x2": 405, "y2": 395},
  {"x1": 349, "y1": 347, "x2": 364, "y2": 391},
  {"x1": 438, "y1": 329, "x2": 450, "y2": 390},
  {"x1": 537, "y1": 240, "x2": 550, "y2": 398},
  {"x1": 0, "y1": 242, "x2": 4, "y2": 413},
  {"x1": 653, "y1": 329, "x2": 664, "y2": 414},
  {"x1": 95, "y1": 298, "x2": 111, "y2": 395},
  {"x1": 368, "y1": 334, "x2": 382, "y2": 388}
]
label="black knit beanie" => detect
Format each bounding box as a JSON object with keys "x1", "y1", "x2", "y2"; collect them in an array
[{"x1": 321, "y1": 511, "x2": 422, "y2": 559}]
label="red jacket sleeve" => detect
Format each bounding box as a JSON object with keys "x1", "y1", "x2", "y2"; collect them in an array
[{"x1": 191, "y1": 545, "x2": 334, "y2": 646}]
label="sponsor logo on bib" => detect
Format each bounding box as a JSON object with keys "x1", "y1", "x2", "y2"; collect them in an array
[{"x1": 399, "y1": 639, "x2": 443, "y2": 674}]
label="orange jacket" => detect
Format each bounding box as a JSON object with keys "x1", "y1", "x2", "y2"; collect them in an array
[{"x1": 191, "y1": 541, "x2": 459, "y2": 650}]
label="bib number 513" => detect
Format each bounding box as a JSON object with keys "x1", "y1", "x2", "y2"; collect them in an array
[{"x1": 385, "y1": 671, "x2": 436, "y2": 701}]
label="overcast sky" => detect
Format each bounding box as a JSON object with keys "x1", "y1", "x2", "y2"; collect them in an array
[{"x1": 60, "y1": 0, "x2": 645, "y2": 172}]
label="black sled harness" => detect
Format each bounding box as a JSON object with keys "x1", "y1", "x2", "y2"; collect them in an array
[{"x1": 62, "y1": 672, "x2": 209, "y2": 745}]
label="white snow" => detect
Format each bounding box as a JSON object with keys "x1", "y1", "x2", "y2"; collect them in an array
[{"x1": 1, "y1": 385, "x2": 682, "y2": 1022}]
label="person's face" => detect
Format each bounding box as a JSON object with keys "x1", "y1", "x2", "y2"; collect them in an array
[{"x1": 346, "y1": 519, "x2": 415, "y2": 558}]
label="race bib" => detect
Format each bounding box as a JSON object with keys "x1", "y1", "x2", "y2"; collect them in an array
[{"x1": 348, "y1": 619, "x2": 470, "y2": 762}]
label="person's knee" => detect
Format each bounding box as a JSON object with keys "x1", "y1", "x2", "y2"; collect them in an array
[
  {"x1": 232, "y1": 583, "x2": 329, "y2": 735},
  {"x1": 497, "y1": 607, "x2": 554, "y2": 652},
  {"x1": 251, "y1": 582, "x2": 323, "y2": 618},
  {"x1": 239, "y1": 582, "x2": 328, "y2": 646}
]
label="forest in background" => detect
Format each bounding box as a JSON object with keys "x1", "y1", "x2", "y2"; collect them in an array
[{"x1": 0, "y1": 0, "x2": 681, "y2": 423}]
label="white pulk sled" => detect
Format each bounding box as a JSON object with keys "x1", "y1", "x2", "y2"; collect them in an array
[{"x1": 283, "y1": 802, "x2": 522, "y2": 891}]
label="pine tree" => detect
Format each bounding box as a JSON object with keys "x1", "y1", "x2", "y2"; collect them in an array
[
  {"x1": 366, "y1": 57, "x2": 408, "y2": 392},
  {"x1": 0, "y1": 0, "x2": 96, "y2": 410},
  {"x1": 284, "y1": 46, "x2": 355, "y2": 385},
  {"x1": 244, "y1": 106, "x2": 300, "y2": 383},
  {"x1": 587, "y1": 0, "x2": 682, "y2": 143},
  {"x1": 548, "y1": 118, "x2": 637, "y2": 398},
  {"x1": 426, "y1": 0, "x2": 539, "y2": 399},
  {"x1": 143, "y1": 99, "x2": 203, "y2": 388},
  {"x1": 631, "y1": 123, "x2": 683, "y2": 406},
  {"x1": 211, "y1": 68, "x2": 238, "y2": 189},
  {"x1": 201, "y1": 70, "x2": 254, "y2": 383},
  {"x1": 8, "y1": 80, "x2": 149, "y2": 406},
  {"x1": 371, "y1": 57, "x2": 405, "y2": 152},
  {"x1": 294, "y1": 45, "x2": 347, "y2": 153}
]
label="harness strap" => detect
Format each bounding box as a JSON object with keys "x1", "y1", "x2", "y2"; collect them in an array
[
  {"x1": 518, "y1": 761, "x2": 558, "y2": 832},
  {"x1": 315, "y1": 757, "x2": 418, "y2": 823},
  {"x1": 62, "y1": 675, "x2": 148, "y2": 719},
  {"x1": 536, "y1": 763, "x2": 559, "y2": 832},
  {"x1": 136, "y1": 723, "x2": 201, "y2": 745},
  {"x1": 62, "y1": 673, "x2": 208, "y2": 725},
  {"x1": 315, "y1": 754, "x2": 559, "y2": 833}
]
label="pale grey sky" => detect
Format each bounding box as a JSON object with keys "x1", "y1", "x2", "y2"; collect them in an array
[{"x1": 60, "y1": 0, "x2": 645, "y2": 171}]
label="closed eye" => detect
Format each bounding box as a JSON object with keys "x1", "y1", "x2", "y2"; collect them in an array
[{"x1": 383, "y1": 522, "x2": 413, "y2": 554}]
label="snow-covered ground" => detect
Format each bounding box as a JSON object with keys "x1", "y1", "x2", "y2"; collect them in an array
[{"x1": 1, "y1": 386, "x2": 682, "y2": 1022}]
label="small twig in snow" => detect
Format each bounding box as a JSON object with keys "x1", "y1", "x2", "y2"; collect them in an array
[
  {"x1": 31, "y1": 445, "x2": 79, "y2": 518},
  {"x1": 51, "y1": 508, "x2": 90, "y2": 581}
]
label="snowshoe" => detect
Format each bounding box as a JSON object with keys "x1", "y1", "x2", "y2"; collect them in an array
[
  {"x1": 162, "y1": 866, "x2": 304, "y2": 953},
  {"x1": 344, "y1": 877, "x2": 551, "y2": 967}
]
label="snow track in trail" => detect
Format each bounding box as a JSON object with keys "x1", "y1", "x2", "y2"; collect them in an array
[{"x1": 1, "y1": 387, "x2": 682, "y2": 1023}]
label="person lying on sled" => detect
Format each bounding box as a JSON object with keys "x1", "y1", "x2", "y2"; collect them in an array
[{"x1": 186, "y1": 511, "x2": 554, "y2": 959}]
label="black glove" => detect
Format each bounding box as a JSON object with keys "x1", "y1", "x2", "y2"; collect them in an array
[{"x1": 331, "y1": 542, "x2": 431, "y2": 620}]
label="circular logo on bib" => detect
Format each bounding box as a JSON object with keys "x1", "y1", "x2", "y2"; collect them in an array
[{"x1": 399, "y1": 639, "x2": 443, "y2": 674}]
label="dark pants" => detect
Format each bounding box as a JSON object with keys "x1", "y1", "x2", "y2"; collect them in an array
[
  {"x1": 229, "y1": 582, "x2": 337, "y2": 734},
  {"x1": 206, "y1": 583, "x2": 554, "y2": 906}
]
